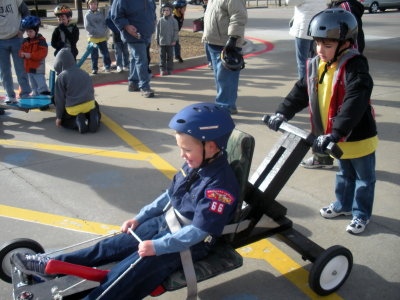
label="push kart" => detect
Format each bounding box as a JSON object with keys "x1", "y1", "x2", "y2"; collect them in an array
[{"x1": 0, "y1": 116, "x2": 353, "y2": 299}]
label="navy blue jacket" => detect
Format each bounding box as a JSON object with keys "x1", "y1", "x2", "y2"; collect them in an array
[{"x1": 110, "y1": 0, "x2": 156, "y2": 43}]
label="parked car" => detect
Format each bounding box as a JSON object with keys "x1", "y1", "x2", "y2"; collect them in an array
[{"x1": 358, "y1": 0, "x2": 400, "y2": 13}]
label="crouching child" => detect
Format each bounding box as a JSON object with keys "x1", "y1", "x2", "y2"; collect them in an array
[{"x1": 54, "y1": 48, "x2": 101, "y2": 133}]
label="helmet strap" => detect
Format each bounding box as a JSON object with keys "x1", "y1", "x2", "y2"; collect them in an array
[{"x1": 319, "y1": 40, "x2": 348, "y2": 84}]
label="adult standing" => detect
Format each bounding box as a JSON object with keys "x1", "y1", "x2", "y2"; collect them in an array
[
  {"x1": 286, "y1": 0, "x2": 327, "y2": 79},
  {"x1": 202, "y1": 0, "x2": 247, "y2": 115},
  {"x1": 111, "y1": 0, "x2": 156, "y2": 98},
  {"x1": 0, "y1": 0, "x2": 32, "y2": 104}
]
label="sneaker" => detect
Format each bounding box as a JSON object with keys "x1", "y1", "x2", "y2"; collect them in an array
[
  {"x1": 207, "y1": 62, "x2": 213, "y2": 70},
  {"x1": 12, "y1": 253, "x2": 51, "y2": 279},
  {"x1": 103, "y1": 67, "x2": 111, "y2": 73},
  {"x1": 76, "y1": 113, "x2": 88, "y2": 134},
  {"x1": 5, "y1": 97, "x2": 18, "y2": 104},
  {"x1": 228, "y1": 107, "x2": 238, "y2": 115},
  {"x1": 300, "y1": 155, "x2": 334, "y2": 169},
  {"x1": 92, "y1": 70, "x2": 98, "y2": 75},
  {"x1": 88, "y1": 109, "x2": 100, "y2": 133},
  {"x1": 141, "y1": 88, "x2": 154, "y2": 98},
  {"x1": 128, "y1": 82, "x2": 140, "y2": 92},
  {"x1": 346, "y1": 217, "x2": 370, "y2": 234},
  {"x1": 176, "y1": 56, "x2": 183, "y2": 63},
  {"x1": 123, "y1": 66, "x2": 129, "y2": 72},
  {"x1": 320, "y1": 203, "x2": 352, "y2": 219},
  {"x1": 116, "y1": 66, "x2": 123, "y2": 73},
  {"x1": 160, "y1": 71, "x2": 167, "y2": 76}
]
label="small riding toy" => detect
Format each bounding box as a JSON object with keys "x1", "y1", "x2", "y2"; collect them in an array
[{"x1": 0, "y1": 116, "x2": 353, "y2": 299}]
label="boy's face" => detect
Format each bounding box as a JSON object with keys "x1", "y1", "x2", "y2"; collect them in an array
[
  {"x1": 163, "y1": 7, "x2": 171, "y2": 17},
  {"x1": 58, "y1": 14, "x2": 70, "y2": 25},
  {"x1": 26, "y1": 29, "x2": 37, "y2": 39},
  {"x1": 315, "y1": 39, "x2": 350, "y2": 62},
  {"x1": 176, "y1": 133, "x2": 204, "y2": 169},
  {"x1": 89, "y1": 1, "x2": 98, "y2": 11}
]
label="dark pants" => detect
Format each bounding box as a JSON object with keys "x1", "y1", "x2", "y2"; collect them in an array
[
  {"x1": 61, "y1": 102, "x2": 101, "y2": 131},
  {"x1": 159, "y1": 45, "x2": 174, "y2": 72}
]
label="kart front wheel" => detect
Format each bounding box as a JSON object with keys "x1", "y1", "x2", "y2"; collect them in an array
[
  {"x1": 0, "y1": 238, "x2": 45, "y2": 283},
  {"x1": 309, "y1": 245, "x2": 353, "y2": 296}
]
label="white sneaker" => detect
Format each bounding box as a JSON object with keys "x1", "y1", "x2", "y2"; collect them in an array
[
  {"x1": 123, "y1": 66, "x2": 129, "y2": 71},
  {"x1": 346, "y1": 217, "x2": 370, "y2": 234},
  {"x1": 116, "y1": 66, "x2": 123, "y2": 73},
  {"x1": 320, "y1": 203, "x2": 352, "y2": 219},
  {"x1": 5, "y1": 97, "x2": 18, "y2": 104}
]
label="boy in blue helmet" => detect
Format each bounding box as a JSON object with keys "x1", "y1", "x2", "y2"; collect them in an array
[{"x1": 13, "y1": 103, "x2": 239, "y2": 299}]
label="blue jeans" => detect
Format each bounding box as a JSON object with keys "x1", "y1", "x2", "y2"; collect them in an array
[
  {"x1": 127, "y1": 42, "x2": 150, "y2": 90},
  {"x1": 91, "y1": 41, "x2": 111, "y2": 71},
  {"x1": 28, "y1": 73, "x2": 49, "y2": 96},
  {"x1": 115, "y1": 41, "x2": 129, "y2": 68},
  {"x1": 294, "y1": 37, "x2": 315, "y2": 79},
  {"x1": 206, "y1": 43, "x2": 241, "y2": 110},
  {"x1": 333, "y1": 152, "x2": 376, "y2": 221},
  {"x1": 0, "y1": 36, "x2": 31, "y2": 98},
  {"x1": 55, "y1": 215, "x2": 209, "y2": 300}
]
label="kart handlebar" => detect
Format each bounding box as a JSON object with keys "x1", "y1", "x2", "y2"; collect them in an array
[{"x1": 262, "y1": 114, "x2": 343, "y2": 159}]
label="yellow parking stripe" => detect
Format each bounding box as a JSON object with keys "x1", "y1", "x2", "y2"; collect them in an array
[
  {"x1": 0, "y1": 204, "x2": 119, "y2": 235},
  {"x1": 101, "y1": 113, "x2": 177, "y2": 180},
  {"x1": 238, "y1": 239, "x2": 343, "y2": 300}
]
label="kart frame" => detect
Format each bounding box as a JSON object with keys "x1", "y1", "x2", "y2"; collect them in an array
[{"x1": 0, "y1": 117, "x2": 353, "y2": 299}]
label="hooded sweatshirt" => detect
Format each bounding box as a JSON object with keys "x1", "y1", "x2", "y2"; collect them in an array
[{"x1": 53, "y1": 49, "x2": 95, "y2": 119}]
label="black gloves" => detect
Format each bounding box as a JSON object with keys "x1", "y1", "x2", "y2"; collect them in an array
[
  {"x1": 312, "y1": 133, "x2": 340, "y2": 154},
  {"x1": 267, "y1": 113, "x2": 287, "y2": 131},
  {"x1": 225, "y1": 36, "x2": 238, "y2": 52}
]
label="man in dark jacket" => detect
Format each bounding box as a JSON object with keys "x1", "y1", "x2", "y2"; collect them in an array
[{"x1": 111, "y1": 0, "x2": 156, "y2": 98}]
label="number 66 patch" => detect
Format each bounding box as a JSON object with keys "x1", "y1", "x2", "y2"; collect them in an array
[{"x1": 209, "y1": 201, "x2": 225, "y2": 214}]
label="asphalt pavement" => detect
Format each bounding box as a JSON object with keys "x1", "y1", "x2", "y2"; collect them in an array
[{"x1": 0, "y1": 4, "x2": 399, "y2": 300}]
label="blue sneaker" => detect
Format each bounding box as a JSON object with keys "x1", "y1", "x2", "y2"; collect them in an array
[{"x1": 12, "y1": 253, "x2": 51, "y2": 279}]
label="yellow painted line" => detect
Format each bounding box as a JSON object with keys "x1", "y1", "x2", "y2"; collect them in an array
[
  {"x1": 101, "y1": 113, "x2": 177, "y2": 180},
  {"x1": 0, "y1": 139, "x2": 152, "y2": 161},
  {"x1": 238, "y1": 239, "x2": 343, "y2": 300},
  {"x1": 0, "y1": 204, "x2": 119, "y2": 235}
]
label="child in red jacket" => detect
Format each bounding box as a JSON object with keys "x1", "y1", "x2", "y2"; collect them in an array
[{"x1": 19, "y1": 16, "x2": 50, "y2": 96}]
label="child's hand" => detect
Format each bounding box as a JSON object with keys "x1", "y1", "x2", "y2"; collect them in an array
[
  {"x1": 124, "y1": 25, "x2": 140, "y2": 38},
  {"x1": 24, "y1": 53, "x2": 31, "y2": 59},
  {"x1": 19, "y1": 52, "x2": 25, "y2": 58},
  {"x1": 121, "y1": 218, "x2": 139, "y2": 233},
  {"x1": 138, "y1": 240, "x2": 155, "y2": 257}
]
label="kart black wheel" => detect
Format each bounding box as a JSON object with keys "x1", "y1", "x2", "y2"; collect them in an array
[
  {"x1": 309, "y1": 245, "x2": 352, "y2": 296},
  {"x1": 0, "y1": 238, "x2": 44, "y2": 283}
]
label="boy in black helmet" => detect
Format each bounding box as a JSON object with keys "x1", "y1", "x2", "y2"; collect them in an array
[
  {"x1": 51, "y1": 5, "x2": 79, "y2": 60},
  {"x1": 13, "y1": 103, "x2": 239, "y2": 299},
  {"x1": 267, "y1": 8, "x2": 377, "y2": 234}
]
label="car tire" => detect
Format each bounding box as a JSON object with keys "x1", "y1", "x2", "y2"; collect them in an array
[{"x1": 369, "y1": 2, "x2": 380, "y2": 13}]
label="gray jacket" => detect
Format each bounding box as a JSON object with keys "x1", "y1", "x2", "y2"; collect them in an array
[
  {"x1": 202, "y1": 0, "x2": 247, "y2": 47},
  {"x1": 54, "y1": 49, "x2": 95, "y2": 119},
  {"x1": 84, "y1": 9, "x2": 108, "y2": 39},
  {"x1": 156, "y1": 16, "x2": 179, "y2": 46}
]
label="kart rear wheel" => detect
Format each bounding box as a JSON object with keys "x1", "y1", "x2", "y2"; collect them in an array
[
  {"x1": 309, "y1": 245, "x2": 352, "y2": 296},
  {"x1": 0, "y1": 238, "x2": 45, "y2": 283}
]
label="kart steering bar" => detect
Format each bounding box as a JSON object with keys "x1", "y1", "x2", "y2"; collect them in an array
[{"x1": 262, "y1": 115, "x2": 343, "y2": 159}]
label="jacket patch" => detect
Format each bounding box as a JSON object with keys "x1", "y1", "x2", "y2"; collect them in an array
[
  {"x1": 205, "y1": 189, "x2": 234, "y2": 205},
  {"x1": 209, "y1": 201, "x2": 225, "y2": 214}
]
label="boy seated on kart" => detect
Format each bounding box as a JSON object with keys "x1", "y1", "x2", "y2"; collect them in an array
[{"x1": 13, "y1": 103, "x2": 239, "y2": 300}]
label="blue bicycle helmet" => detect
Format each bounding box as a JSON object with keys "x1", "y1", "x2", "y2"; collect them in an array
[
  {"x1": 21, "y1": 16, "x2": 41, "y2": 31},
  {"x1": 169, "y1": 103, "x2": 235, "y2": 150},
  {"x1": 173, "y1": 0, "x2": 187, "y2": 8}
]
